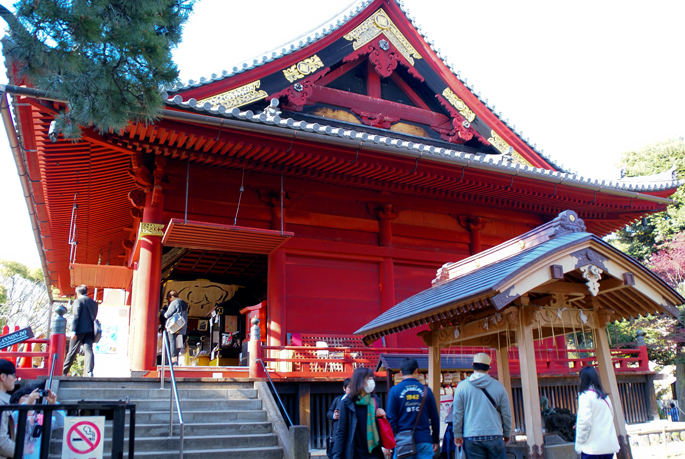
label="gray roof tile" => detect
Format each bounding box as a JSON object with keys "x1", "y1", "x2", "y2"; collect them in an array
[
  {"x1": 354, "y1": 232, "x2": 593, "y2": 336},
  {"x1": 163, "y1": 95, "x2": 685, "y2": 194}
]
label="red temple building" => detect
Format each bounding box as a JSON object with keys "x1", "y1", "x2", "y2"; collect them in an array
[{"x1": 2, "y1": 0, "x2": 683, "y2": 455}]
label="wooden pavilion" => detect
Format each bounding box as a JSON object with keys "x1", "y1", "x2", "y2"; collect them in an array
[
  {"x1": 2, "y1": 0, "x2": 682, "y2": 427},
  {"x1": 356, "y1": 209, "x2": 685, "y2": 459}
]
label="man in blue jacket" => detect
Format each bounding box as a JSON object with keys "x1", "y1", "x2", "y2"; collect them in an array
[{"x1": 387, "y1": 358, "x2": 440, "y2": 459}]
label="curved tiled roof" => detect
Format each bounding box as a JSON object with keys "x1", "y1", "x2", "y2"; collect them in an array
[
  {"x1": 164, "y1": 95, "x2": 684, "y2": 195},
  {"x1": 164, "y1": 0, "x2": 565, "y2": 171}
]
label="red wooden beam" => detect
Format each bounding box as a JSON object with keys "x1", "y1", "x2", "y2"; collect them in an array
[{"x1": 310, "y1": 85, "x2": 450, "y2": 127}]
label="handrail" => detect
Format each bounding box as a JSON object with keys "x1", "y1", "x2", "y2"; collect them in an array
[
  {"x1": 161, "y1": 330, "x2": 185, "y2": 459},
  {"x1": 256, "y1": 358, "x2": 293, "y2": 427}
]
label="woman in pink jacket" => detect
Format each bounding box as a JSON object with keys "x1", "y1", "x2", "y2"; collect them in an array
[{"x1": 575, "y1": 367, "x2": 620, "y2": 459}]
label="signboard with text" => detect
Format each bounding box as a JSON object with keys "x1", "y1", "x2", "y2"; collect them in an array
[
  {"x1": 0, "y1": 327, "x2": 33, "y2": 349},
  {"x1": 61, "y1": 416, "x2": 104, "y2": 459}
]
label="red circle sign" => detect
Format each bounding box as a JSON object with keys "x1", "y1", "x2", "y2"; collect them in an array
[{"x1": 66, "y1": 421, "x2": 101, "y2": 454}]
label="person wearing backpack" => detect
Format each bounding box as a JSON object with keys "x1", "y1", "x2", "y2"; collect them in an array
[
  {"x1": 574, "y1": 366, "x2": 619, "y2": 459},
  {"x1": 164, "y1": 290, "x2": 188, "y2": 364},
  {"x1": 452, "y1": 353, "x2": 512, "y2": 459},
  {"x1": 63, "y1": 284, "x2": 98, "y2": 377},
  {"x1": 386, "y1": 358, "x2": 440, "y2": 459}
]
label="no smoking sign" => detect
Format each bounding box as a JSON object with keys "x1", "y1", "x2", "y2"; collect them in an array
[{"x1": 61, "y1": 416, "x2": 105, "y2": 459}]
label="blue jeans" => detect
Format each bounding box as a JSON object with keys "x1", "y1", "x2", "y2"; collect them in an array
[
  {"x1": 463, "y1": 437, "x2": 506, "y2": 459},
  {"x1": 393, "y1": 442, "x2": 434, "y2": 459}
]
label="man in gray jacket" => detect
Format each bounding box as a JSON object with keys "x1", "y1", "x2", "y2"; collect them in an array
[{"x1": 452, "y1": 353, "x2": 512, "y2": 459}]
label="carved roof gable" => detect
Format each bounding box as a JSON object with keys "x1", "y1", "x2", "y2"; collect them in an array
[{"x1": 167, "y1": 0, "x2": 560, "y2": 170}]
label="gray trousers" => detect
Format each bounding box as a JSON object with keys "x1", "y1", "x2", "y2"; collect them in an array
[{"x1": 63, "y1": 332, "x2": 94, "y2": 375}]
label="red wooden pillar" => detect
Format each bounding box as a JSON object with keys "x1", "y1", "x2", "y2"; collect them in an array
[
  {"x1": 131, "y1": 191, "x2": 164, "y2": 372},
  {"x1": 380, "y1": 258, "x2": 398, "y2": 348},
  {"x1": 459, "y1": 216, "x2": 488, "y2": 255},
  {"x1": 267, "y1": 248, "x2": 286, "y2": 347}
]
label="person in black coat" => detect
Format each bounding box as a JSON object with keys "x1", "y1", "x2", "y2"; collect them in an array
[
  {"x1": 63, "y1": 284, "x2": 98, "y2": 376},
  {"x1": 327, "y1": 378, "x2": 351, "y2": 458},
  {"x1": 332, "y1": 367, "x2": 389, "y2": 459}
]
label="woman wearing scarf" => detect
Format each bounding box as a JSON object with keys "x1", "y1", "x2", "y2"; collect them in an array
[{"x1": 332, "y1": 367, "x2": 390, "y2": 459}]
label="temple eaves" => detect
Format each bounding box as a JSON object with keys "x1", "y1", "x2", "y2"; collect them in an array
[{"x1": 163, "y1": 95, "x2": 684, "y2": 198}]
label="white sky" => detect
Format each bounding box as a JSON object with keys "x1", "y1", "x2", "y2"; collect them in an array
[{"x1": 1, "y1": 0, "x2": 683, "y2": 269}]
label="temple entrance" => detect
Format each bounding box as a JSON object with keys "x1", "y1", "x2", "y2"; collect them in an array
[
  {"x1": 160, "y1": 247, "x2": 268, "y2": 367},
  {"x1": 159, "y1": 219, "x2": 292, "y2": 368}
]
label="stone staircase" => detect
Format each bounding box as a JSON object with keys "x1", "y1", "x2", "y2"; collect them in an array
[{"x1": 47, "y1": 378, "x2": 286, "y2": 459}]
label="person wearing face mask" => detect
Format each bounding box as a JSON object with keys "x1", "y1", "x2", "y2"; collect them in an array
[{"x1": 332, "y1": 367, "x2": 390, "y2": 459}]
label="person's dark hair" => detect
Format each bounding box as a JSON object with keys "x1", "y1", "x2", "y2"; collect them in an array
[
  {"x1": 167, "y1": 290, "x2": 178, "y2": 301},
  {"x1": 75, "y1": 284, "x2": 88, "y2": 296},
  {"x1": 671, "y1": 402, "x2": 676, "y2": 408},
  {"x1": 9, "y1": 383, "x2": 44, "y2": 405},
  {"x1": 400, "y1": 358, "x2": 419, "y2": 376},
  {"x1": 348, "y1": 367, "x2": 374, "y2": 400},
  {"x1": 343, "y1": 378, "x2": 351, "y2": 389},
  {"x1": 473, "y1": 363, "x2": 490, "y2": 372},
  {"x1": 579, "y1": 366, "x2": 607, "y2": 399},
  {"x1": 0, "y1": 359, "x2": 16, "y2": 376}
]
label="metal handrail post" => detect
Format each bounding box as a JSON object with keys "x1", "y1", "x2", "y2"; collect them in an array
[
  {"x1": 256, "y1": 358, "x2": 293, "y2": 427},
  {"x1": 160, "y1": 331, "x2": 166, "y2": 389},
  {"x1": 163, "y1": 329, "x2": 185, "y2": 459}
]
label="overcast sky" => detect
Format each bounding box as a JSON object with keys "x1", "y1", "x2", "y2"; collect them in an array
[{"x1": 1, "y1": 0, "x2": 683, "y2": 269}]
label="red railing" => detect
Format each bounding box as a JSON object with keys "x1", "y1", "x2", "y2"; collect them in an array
[
  {"x1": 258, "y1": 343, "x2": 650, "y2": 379},
  {"x1": 0, "y1": 320, "x2": 67, "y2": 380}
]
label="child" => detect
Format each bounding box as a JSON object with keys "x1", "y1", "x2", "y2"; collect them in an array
[{"x1": 10, "y1": 385, "x2": 65, "y2": 459}]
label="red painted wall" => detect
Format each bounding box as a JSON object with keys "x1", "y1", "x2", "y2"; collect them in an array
[
  {"x1": 393, "y1": 263, "x2": 441, "y2": 347},
  {"x1": 285, "y1": 255, "x2": 382, "y2": 334}
]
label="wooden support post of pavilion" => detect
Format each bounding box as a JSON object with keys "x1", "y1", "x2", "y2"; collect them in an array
[
  {"x1": 518, "y1": 299, "x2": 545, "y2": 458},
  {"x1": 590, "y1": 299, "x2": 633, "y2": 459},
  {"x1": 427, "y1": 342, "x2": 442, "y2": 412}
]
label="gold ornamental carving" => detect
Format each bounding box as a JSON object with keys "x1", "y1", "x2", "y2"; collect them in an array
[
  {"x1": 197, "y1": 80, "x2": 268, "y2": 110},
  {"x1": 344, "y1": 8, "x2": 422, "y2": 65},
  {"x1": 283, "y1": 55, "x2": 325, "y2": 82},
  {"x1": 487, "y1": 131, "x2": 533, "y2": 167},
  {"x1": 442, "y1": 88, "x2": 475, "y2": 123},
  {"x1": 139, "y1": 222, "x2": 165, "y2": 238},
  {"x1": 488, "y1": 130, "x2": 513, "y2": 155}
]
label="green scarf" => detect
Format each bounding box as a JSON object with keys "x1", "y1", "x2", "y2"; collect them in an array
[{"x1": 355, "y1": 394, "x2": 380, "y2": 453}]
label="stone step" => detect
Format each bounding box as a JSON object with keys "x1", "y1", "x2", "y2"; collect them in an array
[
  {"x1": 132, "y1": 409, "x2": 268, "y2": 424},
  {"x1": 49, "y1": 433, "x2": 279, "y2": 454},
  {"x1": 48, "y1": 445, "x2": 284, "y2": 459},
  {"x1": 56, "y1": 379, "x2": 253, "y2": 390},
  {"x1": 51, "y1": 421, "x2": 273, "y2": 438},
  {"x1": 58, "y1": 398, "x2": 262, "y2": 412},
  {"x1": 57, "y1": 387, "x2": 258, "y2": 400}
]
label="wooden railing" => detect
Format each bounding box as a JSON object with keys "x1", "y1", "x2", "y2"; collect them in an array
[{"x1": 259, "y1": 343, "x2": 650, "y2": 378}]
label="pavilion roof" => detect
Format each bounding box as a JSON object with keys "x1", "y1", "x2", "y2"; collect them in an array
[{"x1": 355, "y1": 210, "x2": 685, "y2": 344}]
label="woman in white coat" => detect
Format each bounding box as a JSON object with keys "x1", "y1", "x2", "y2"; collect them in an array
[{"x1": 575, "y1": 366, "x2": 620, "y2": 459}]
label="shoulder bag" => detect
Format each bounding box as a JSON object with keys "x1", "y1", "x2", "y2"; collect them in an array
[
  {"x1": 375, "y1": 394, "x2": 396, "y2": 449},
  {"x1": 395, "y1": 385, "x2": 427, "y2": 459},
  {"x1": 165, "y1": 301, "x2": 186, "y2": 335},
  {"x1": 86, "y1": 300, "x2": 102, "y2": 343}
]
